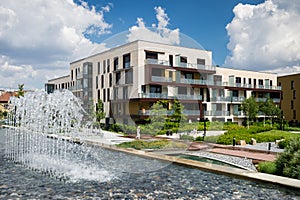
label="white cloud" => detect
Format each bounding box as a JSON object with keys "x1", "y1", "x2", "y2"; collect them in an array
[
  {"x1": 0, "y1": 0, "x2": 112, "y2": 89},
  {"x1": 127, "y1": 6, "x2": 180, "y2": 45},
  {"x1": 225, "y1": 0, "x2": 300, "y2": 74}
]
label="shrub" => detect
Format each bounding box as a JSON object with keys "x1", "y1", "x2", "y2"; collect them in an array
[
  {"x1": 180, "y1": 134, "x2": 194, "y2": 141},
  {"x1": 278, "y1": 139, "x2": 289, "y2": 149},
  {"x1": 258, "y1": 161, "x2": 277, "y2": 174},
  {"x1": 195, "y1": 136, "x2": 204, "y2": 142},
  {"x1": 275, "y1": 138, "x2": 300, "y2": 179},
  {"x1": 116, "y1": 140, "x2": 187, "y2": 150}
]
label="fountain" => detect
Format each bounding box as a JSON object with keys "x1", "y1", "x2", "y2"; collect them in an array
[{"x1": 1, "y1": 90, "x2": 299, "y2": 198}]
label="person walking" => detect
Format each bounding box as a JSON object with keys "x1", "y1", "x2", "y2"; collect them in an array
[{"x1": 136, "y1": 126, "x2": 141, "y2": 139}]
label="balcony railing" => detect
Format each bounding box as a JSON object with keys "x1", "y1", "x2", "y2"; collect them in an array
[
  {"x1": 204, "y1": 110, "x2": 230, "y2": 116},
  {"x1": 145, "y1": 59, "x2": 215, "y2": 71},
  {"x1": 140, "y1": 93, "x2": 202, "y2": 100},
  {"x1": 141, "y1": 93, "x2": 168, "y2": 99},
  {"x1": 211, "y1": 96, "x2": 245, "y2": 102},
  {"x1": 223, "y1": 82, "x2": 282, "y2": 90},
  {"x1": 139, "y1": 109, "x2": 201, "y2": 116},
  {"x1": 151, "y1": 76, "x2": 172, "y2": 82},
  {"x1": 176, "y1": 94, "x2": 202, "y2": 100}
]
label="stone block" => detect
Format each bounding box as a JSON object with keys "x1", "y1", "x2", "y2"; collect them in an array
[{"x1": 237, "y1": 140, "x2": 247, "y2": 146}]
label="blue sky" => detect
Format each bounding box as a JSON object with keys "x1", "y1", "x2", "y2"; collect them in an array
[
  {"x1": 0, "y1": 0, "x2": 299, "y2": 89},
  {"x1": 82, "y1": 0, "x2": 264, "y2": 66}
]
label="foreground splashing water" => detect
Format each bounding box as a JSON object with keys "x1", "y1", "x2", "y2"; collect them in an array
[{"x1": 4, "y1": 90, "x2": 116, "y2": 182}]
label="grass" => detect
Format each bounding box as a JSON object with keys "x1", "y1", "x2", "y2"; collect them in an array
[
  {"x1": 116, "y1": 139, "x2": 188, "y2": 150},
  {"x1": 258, "y1": 161, "x2": 277, "y2": 174}
]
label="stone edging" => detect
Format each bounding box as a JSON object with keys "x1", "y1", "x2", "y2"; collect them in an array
[{"x1": 85, "y1": 140, "x2": 300, "y2": 190}]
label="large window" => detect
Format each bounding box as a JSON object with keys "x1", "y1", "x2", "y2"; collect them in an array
[
  {"x1": 293, "y1": 90, "x2": 296, "y2": 99},
  {"x1": 109, "y1": 73, "x2": 112, "y2": 87},
  {"x1": 123, "y1": 53, "x2": 131, "y2": 69},
  {"x1": 113, "y1": 57, "x2": 118, "y2": 71},
  {"x1": 116, "y1": 72, "x2": 121, "y2": 85},
  {"x1": 107, "y1": 59, "x2": 110, "y2": 73},
  {"x1": 103, "y1": 60, "x2": 106, "y2": 73},
  {"x1": 150, "y1": 85, "x2": 161, "y2": 93},
  {"x1": 125, "y1": 70, "x2": 133, "y2": 84},
  {"x1": 101, "y1": 75, "x2": 104, "y2": 88},
  {"x1": 197, "y1": 58, "x2": 205, "y2": 65},
  {"x1": 145, "y1": 51, "x2": 158, "y2": 59},
  {"x1": 291, "y1": 80, "x2": 294, "y2": 89},
  {"x1": 291, "y1": 100, "x2": 294, "y2": 109},
  {"x1": 98, "y1": 62, "x2": 100, "y2": 74},
  {"x1": 258, "y1": 79, "x2": 263, "y2": 86},
  {"x1": 123, "y1": 86, "x2": 128, "y2": 99}
]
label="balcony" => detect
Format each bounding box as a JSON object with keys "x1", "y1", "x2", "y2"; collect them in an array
[
  {"x1": 141, "y1": 93, "x2": 168, "y2": 99},
  {"x1": 140, "y1": 93, "x2": 202, "y2": 100},
  {"x1": 139, "y1": 109, "x2": 201, "y2": 116},
  {"x1": 145, "y1": 59, "x2": 216, "y2": 71},
  {"x1": 176, "y1": 94, "x2": 202, "y2": 100},
  {"x1": 204, "y1": 110, "x2": 230, "y2": 116},
  {"x1": 223, "y1": 82, "x2": 282, "y2": 90},
  {"x1": 210, "y1": 96, "x2": 245, "y2": 102},
  {"x1": 151, "y1": 76, "x2": 172, "y2": 83}
]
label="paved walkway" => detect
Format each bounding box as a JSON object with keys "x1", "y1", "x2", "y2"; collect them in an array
[{"x1": 208, "y1": 148, "x2": 277, "y2": 162}]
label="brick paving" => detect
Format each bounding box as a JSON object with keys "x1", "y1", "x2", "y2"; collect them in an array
[{"x1": 208, "y1": 148, "x2": 277, "y2": 162}]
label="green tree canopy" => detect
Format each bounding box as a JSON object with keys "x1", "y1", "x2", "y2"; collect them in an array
[
  {"x1": 16, "y1": 84, "x2": 24, "y2": 98},
  {"x1": 241, "y1": 97, "x2": 259, "y2": 123}
]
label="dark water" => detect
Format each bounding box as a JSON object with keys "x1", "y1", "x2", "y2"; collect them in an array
[{"x1": 0, "y1": 128, "x2": 299, "y2": 199}]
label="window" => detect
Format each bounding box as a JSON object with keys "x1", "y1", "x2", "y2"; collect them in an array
[
  {"x1": 291, "y1": 80, "x2": 294, "y2": 89},
  {"x1": 96, "y1": 76, "x2": 98, "y2": 89},
  {"x1": 180, "y1": 56, "x2": 187, "y2": 63},
  {"x1": 113, "y1": 57, "x2": 118, "y2": 71},
  {"x1": 293, "y1": 110, "x2": 296, "y2": 120},
  {"x1": 71, "y1": 70, "x2": 73, "y2": 80},
  {"x1": 123, "y1": 53, "x2": 131, "y2": 69},
  {"x1": 243, "y1": 78, "x2": 246, "y2": 84},
  {"x1": 248, "y1": 78, "x2": 252, "y2": 85},
  {"x1": 103, "y1": 89, "x2": 106, "y2": 102},
  {"x1": 101, "y1": 75, "x2": 104, "y2": 88},
  {"x1": 258, "y1": 79, "x2": 263, "y2": 86},
  {"x1": 145, "y1": 51, "x2": 158, "y2": 59},
  {"x1": 254, "y1": 79, "x2": 257, "y2": 86},
  {"x1": 150, "y1": 85, "x2": 161, "y2": 93},
  {"x1": 178, "y1": 87, "x2": 187, "y2": 95},
  {"x1": 197, "y1": 58, "x2": 205, "y2": 65},
  {"x1": 97, "y1": 89, "x2": 100, "y2": 100},
  {"x1": 107, "y1": 59, "x2": 110, "y2": 73},
  {"x1": 107, "y1": 88, "x2": 110, "y2": 101},
  {"x1": 152, "y1": 68, "x2": 163, "y2": 76},
  {"x1": 109, "y1": 73, "x2": 112, "y2": 87},
  {"x1": 103, "y1": 60, "x2": 106, "y2": 73},
  {"x1": 270, "y1": 80, "x2": 273, "y2": 86},
  {"x1": 235, "y1": 77, "x2": 241, "y2": 87},
  {"x1": 169, "y1": 55, "x2": 173, "y2": 66},
  {"x1": 291, "y1": 100, "x2": 294, "y2": 109},
  {"x1": 293, "y1": 90, "x2": 296, "y2": 99},
  {"x1": 114, "y1": 88, "x2": 118, "y2": 100},
  {"x1": 116, "y1": 72, "x2": 121, "y2": 85},
  {"x1": 184, "y1": 72, "x2": 194, "y2": 79},
  {"x1": 125, "y1": 70, "x2": 133, "y2": 84},
  {"x1": 123, "y1": 86, "x2": 128, "y2": 99},
  {"x1": 98, "y1": 62, "x2": 100, "y2": 74}
]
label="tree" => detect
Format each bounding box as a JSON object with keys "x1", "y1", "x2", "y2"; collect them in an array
[
  {"x1": 95, "y1": 99, "x2": 105, "y2": 123},
  {"x1": 275, "y1": 138, "x2": 300, "y2": 179},
  {"x1": 16, "y1": 84, "x2": 25, "y2": 98},
  {"x1": 168, "y1": 100, "x2": 186, "y2": 132},
  {"x1": 241, "y1": 97, "x2": 259, "y2": 128},
  {"x1": 259, "y1": 98, "x2": 282, "y2": 127}
]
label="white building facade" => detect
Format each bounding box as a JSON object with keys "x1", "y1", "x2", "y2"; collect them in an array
[{"x1": 46, "y1": 40, "x2": 281, "y2": 125}]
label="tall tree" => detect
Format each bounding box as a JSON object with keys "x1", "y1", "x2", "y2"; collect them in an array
[
  {"x1": 259, "y1": 98, "x2": 282, "y2": 127},
  {"x1": 241, "y1": 97, "x2": 259, "y2": 128},
  {"x1": 95, "y1": 99, "x2": 106, "y2": 123}
]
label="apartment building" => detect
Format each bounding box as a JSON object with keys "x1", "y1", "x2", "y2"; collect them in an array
[
  {"x1": 46, "y1": 40, "x2": 281, "y2": 125},
  {"x1": 278, "y1": 74, "x2": 300, "y2": 126}
]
